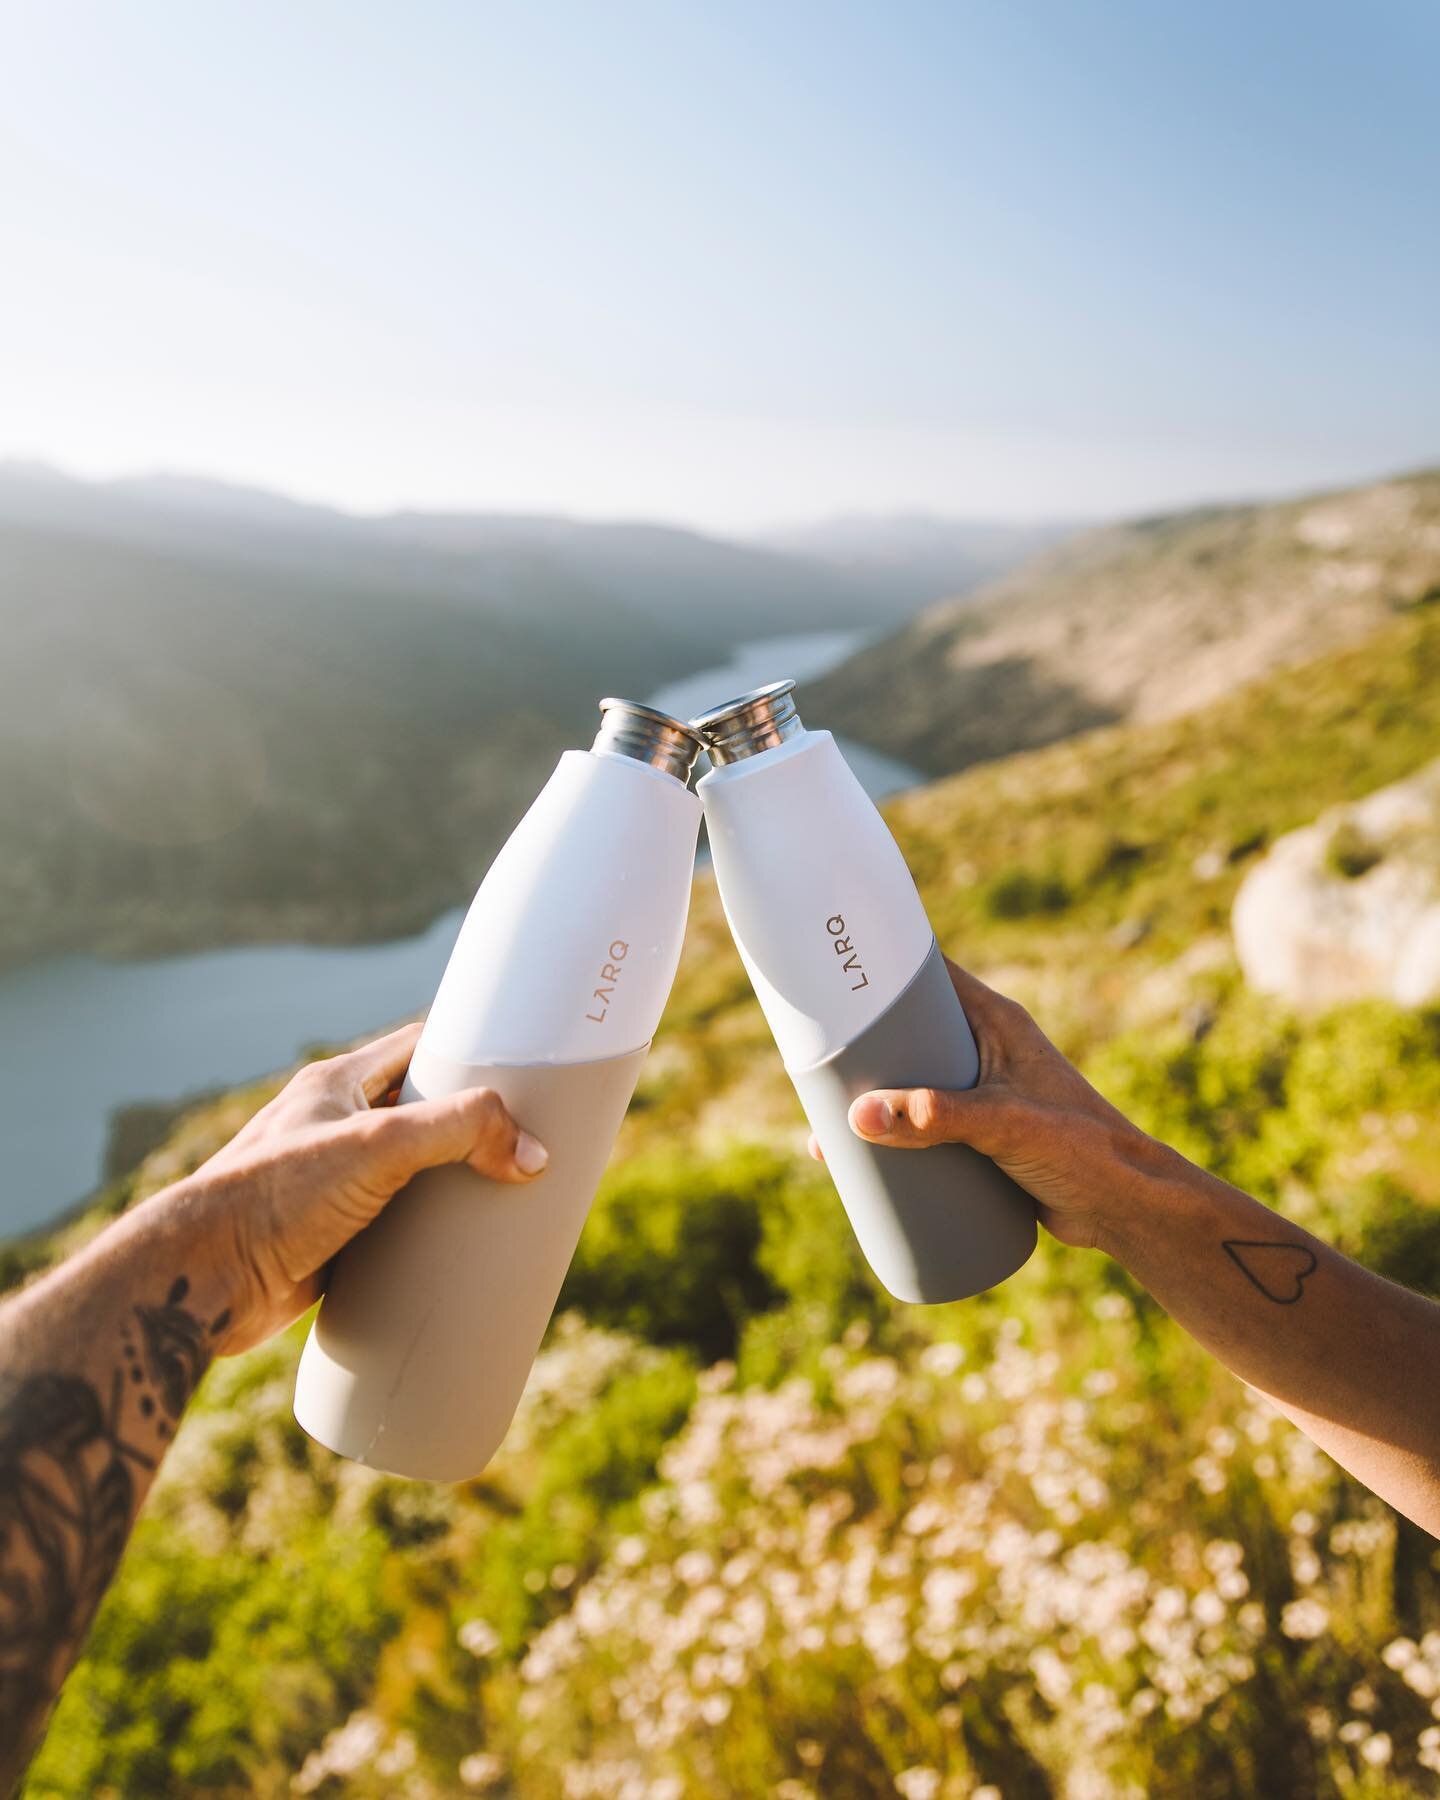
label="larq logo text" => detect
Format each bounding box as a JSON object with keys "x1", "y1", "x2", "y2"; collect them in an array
[
  {"x1": 585, "y1": 940, "x2": 630, "y2": 1023},
  {"x1": 826, "y1": 914, "x2": 870, "y2": 992}
]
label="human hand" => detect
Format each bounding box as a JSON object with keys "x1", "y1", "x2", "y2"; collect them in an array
[
  {"x1": 166, "y1": 1023, "x2": 548, "y2": 1355},
  {"x1": 815, "y1": 958, "x2": 1180, "y2": 1252}
]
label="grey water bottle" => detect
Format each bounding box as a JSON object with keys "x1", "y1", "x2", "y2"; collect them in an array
[{"x1": 693, "y1": 681, "x2": 1036, "y2": 1303}]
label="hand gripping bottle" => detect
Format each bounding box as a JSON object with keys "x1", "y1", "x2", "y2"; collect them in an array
[
  {"x1": 692, "y1": 681, "x2": 1035, "y2": 1304},
  {"x1": 293, "y1": 699, "x2": 704, "y2": 1479}
]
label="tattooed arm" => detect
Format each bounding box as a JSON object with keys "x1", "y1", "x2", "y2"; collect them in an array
[
  {"x1": 0, "y1": 1023, "x2": 547, "y2": 1790},
  {"x1": 826, "y1": 959, "x2": 1440, "y2": 1536}
]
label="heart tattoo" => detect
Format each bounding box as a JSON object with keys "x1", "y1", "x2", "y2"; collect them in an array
[{"x1": 1221, "y1": 1239, "x2": 1319, "y2": 1305}]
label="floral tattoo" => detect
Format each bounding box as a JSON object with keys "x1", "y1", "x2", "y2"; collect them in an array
[{"x1": 0, "y1": 1274, "x2": 228, "y2": 1775}]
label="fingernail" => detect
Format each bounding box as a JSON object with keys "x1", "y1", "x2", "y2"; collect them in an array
[
  {"x1": 850, "y1": 1095, "x2": 894, "y2": 1138},
  {"x1": 514, "y1": 1131, "x2": 549, "y2": 1175}
]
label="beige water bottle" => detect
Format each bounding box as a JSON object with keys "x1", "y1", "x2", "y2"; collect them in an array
[{"x1": 293, "y1": 701, "x2": 704, "y2": 1479}]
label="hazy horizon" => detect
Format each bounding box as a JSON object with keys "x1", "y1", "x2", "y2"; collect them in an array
[{"x1": 6, "y1": 449, "x2": 1437, "y2": 544}]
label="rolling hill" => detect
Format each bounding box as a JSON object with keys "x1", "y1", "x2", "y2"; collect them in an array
[
  {"x1": 809, "y1": 469, "x2": 1440, "y2": 775},
  {"x1": 0, "y1": 466, "x2": 1012, "y2": 971}
]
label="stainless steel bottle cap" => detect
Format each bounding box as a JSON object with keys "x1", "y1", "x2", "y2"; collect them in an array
[
  {"x1": 689, "y1": 680, "x2": 803, "y2": 765},
  {"x1": 593, "y1": 698, "x2": 706, "y2": 784}
]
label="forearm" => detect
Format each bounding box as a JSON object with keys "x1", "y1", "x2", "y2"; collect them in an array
[
  {"x1": 0, "y1": 1024, "x2": 541, "y2": 1791},
  {"x1": 0, "y1": 1185, "x2": 231, "y2": 1791},
  {"x1": 1099, "y1": 1138, "x2": 1440, "y2": 1533}
]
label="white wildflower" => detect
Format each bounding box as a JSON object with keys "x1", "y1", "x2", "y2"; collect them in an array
[
  {"x1": 459, "y1": 1618, "x2": 501, "y2": 1658},
  {"x1": 1382, "y1": 1636, "x2": 1417, "y2": 1670},
  {"x1": 292, "y1": 1713, "x2": 386, "y2": 1792},
  {"x1": 1405, "y1": 1661, "x2": 1440, "y2": 1700},
  {"x1": 1191, "y1": 1589, "x2": 1225, "y2": 1627},
  {"x1": 1280, "y1": 1598, "x2": 1329, "y2": 1640},
  {"x1": 459, "y1": 1752, "x2": 505, "y2": 1790},
  {"x1": 920, "y1": 1341, "x2": 966, "y2": 1377},
  {"x1": 1360, "y1": 1731, "x2": 1392, "y2": 1767}
]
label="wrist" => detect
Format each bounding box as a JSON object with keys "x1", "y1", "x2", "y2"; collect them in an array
[
  {"x1": 118, "y1": 1174, "x2": 251, "y2": 1350},
  {"x1": 1089, "y1": 1125, "x2": 1207, "y2": 1267}
]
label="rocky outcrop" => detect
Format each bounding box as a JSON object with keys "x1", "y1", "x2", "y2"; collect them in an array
[{"x1": 1232, "y1": 759, "x2": 1440, "y2": 1008}]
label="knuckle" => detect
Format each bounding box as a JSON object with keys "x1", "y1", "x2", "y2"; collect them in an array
[
  {"x1": 293, "y1": 1056, "x2": 338, "y2": 1093},
  {"x1": 905, "y1": 1087, "x2": 952, "y2": 1139},
  {"x1": 992, "y1": 990, "x2": 1033, "y2": 1032},
  {"x1": 463, "y1": 1086, "x2": 514, "y2": 1138},
  {"x1": 972, "y1": 1001, "x2": 1032, "y2": 1077},
  {"x1": 979, "y1": 1089, "x2": 1032, "y2": 1154}
]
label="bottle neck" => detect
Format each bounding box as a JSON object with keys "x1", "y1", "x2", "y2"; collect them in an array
[
  {"x1": 696, "y1": 725, "x2": 822, "y2": 787},
  {"x1": 592, "y1": 699, "x2": 703, "y2": 785},
  {"x1": 699, "y1": 684, "x2": 804, "y2": 766}
]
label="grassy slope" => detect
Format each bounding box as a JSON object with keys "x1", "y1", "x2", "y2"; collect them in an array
[
  {"x1": 809, "y1": 469, "x2": 1440, "y2": 778},
  {"x1": 16, "y1": 600, "x2": 1440, "y2": 1798},
  {"x1": 622, "y1": 593, "x2": 1440, "y2": 1161}
]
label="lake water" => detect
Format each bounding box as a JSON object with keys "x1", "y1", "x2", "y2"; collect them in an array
[{"x1": 0, "y1": 629, "x2": 919, "y2": 1239}]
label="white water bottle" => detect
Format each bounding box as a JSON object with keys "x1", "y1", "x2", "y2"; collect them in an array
[
  {"x1": 293, "y1": 700, "x2": 704, "y2": 1480},
  {"x1": 692, "y1": 681, "x2": 1036, "y2": 1304}
]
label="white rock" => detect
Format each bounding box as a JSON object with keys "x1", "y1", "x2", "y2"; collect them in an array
[{"x1": 1232, "y1": 759, "x2": 1440, "y2": 1008}]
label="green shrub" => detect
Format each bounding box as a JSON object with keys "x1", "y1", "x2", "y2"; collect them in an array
[
  {"x1": 1087, "y1": 994, "x2": 1440, "y2": 1224},
  {"x1": 563, "y1": 1146, "x2": 793, "y2": 1358},
  {"x1": 24, "y1": 1523, "x2": 398, "y2": 1798},
  {"x1": 982, "y1": 866, "x2": 1072, "y2": 919}
]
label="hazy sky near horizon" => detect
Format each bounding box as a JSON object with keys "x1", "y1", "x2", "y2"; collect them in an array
[{"x1": 0, "y1": 0, "x2": 1436, "y2": 532}]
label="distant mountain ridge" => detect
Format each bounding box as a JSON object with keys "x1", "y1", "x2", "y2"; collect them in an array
[
  {"x1": 0, "y1": 465, "x2": 1057, "y2": 969},
  {"x1": 0, "y1": 464, "x2": 1068, "y2": 639},
  {"x1": 0, "y1": 462, "x2": 892, "y2": 654},
  {"x1": 808, "y1": 470, "x2": 1440, "y2": 774}
]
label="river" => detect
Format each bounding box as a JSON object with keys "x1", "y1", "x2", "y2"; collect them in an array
[{"x1": 0, "y1": 629, "x2": 919, "y2": 1238}]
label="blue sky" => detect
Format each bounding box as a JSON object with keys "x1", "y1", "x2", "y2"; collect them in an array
[{"x1": 0, "y1": 0, "x2": 1435, "y2": 529}]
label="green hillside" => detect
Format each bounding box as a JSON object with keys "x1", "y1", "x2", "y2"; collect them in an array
[
  {"x1": 0, "y1": 465, "x2": 937, "y2": 972},
  {"x1": 810, "y1": 469, "x2": 1440, "y2": 778},
  {"x1": 14, "y1": 601, "x2": 1440, "y2": 1798}
]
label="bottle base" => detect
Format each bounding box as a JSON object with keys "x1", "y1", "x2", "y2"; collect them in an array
[
  {"x1": 292, "y1": 1042, "x2": 650, "y2": 1481},
  {"x1": 792, "y1": 940, "x2": 1037, "y2": 1303}
]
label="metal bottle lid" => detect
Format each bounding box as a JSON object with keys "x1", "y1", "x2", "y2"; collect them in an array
[
  {"x1": 593, "y1": 698, "x2": 706, "y2": 785},
  {"x1": 689, "y1": 680, "x2": 803, "y2": 765}
]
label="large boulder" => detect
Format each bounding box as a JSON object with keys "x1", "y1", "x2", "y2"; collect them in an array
[{"x1": 1232, "y1": 759, "x2": 1440, "y2": 1008}]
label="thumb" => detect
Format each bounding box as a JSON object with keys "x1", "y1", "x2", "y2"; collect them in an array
[
  {"x1": 848, "y1": 1085, "x2": 1014, "y2": 1155},
  {"x1": 351, "y1": 1086, "x2": 550, "y2": 1189}
]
